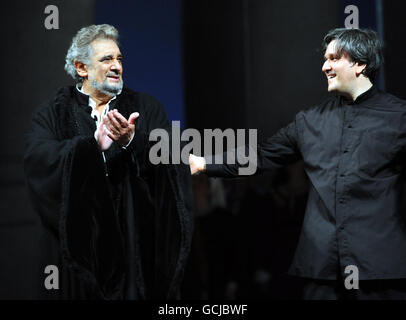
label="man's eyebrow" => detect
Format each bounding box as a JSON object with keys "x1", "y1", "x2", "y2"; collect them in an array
[
  {"x1": 324, "y1": 53, "x2": 336, "y2": 60},
  {"x1": 100, "y1": 54, "x2": 113, "y2": 60},
  {"x1": 99, "y1": 54, "x2": 123, "y2": 60}
]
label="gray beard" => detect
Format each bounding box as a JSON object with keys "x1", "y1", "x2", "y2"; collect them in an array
[{"x1": 89, "y1": 75, "x2": 123, "y2": 96}]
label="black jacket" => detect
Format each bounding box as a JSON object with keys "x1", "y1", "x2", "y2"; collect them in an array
[
  {"x1": 24, "y1": 86, "x2": 194, "y2": 299},
  {"x1": 207, "y1": 86, "x2": 406, "y2": 280}
]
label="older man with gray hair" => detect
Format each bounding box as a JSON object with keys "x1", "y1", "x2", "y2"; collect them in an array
[{"x1": 24, "y1": 24, "x2": 194, "y2": 300}]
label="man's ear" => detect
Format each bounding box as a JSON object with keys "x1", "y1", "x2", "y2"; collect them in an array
[
  {"x1": 355, "y1": 62, "x2": 367, "y2": 77},
  {"x1": 74, "y1": 60, "x2": 88, "y2": 79}
]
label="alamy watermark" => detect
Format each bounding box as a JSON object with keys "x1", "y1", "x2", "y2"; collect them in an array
[
  {"x1": 44, "y1": 5, "x2": 59, "y2": 30},
  {"x1": 344, "y1": 5, "x2": 359, "y2": 29},
  {"x1": 149, "y1": 121, "x2": 258, "y2": 175},
  {"x1": 44, "y1": 265, "x2": 59, "y2": 290},
  {"x1": 344, "y1": 265, "x2": 359, "y2": 290}
]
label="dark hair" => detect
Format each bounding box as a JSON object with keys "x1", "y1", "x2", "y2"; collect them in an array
[{"x1": 323, "y1": 28, "x2": 383, "y2": 82}]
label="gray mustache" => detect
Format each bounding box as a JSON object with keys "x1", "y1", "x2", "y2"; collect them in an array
[{"x1": 106, "y1": 73, "x2": 121, "y2": 77}]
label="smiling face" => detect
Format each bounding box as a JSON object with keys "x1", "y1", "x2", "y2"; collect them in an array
[
  {"x1": 83, "y1": 38, "x2": 123, "y2": 96},
  {"x1": 322, "y1": 40, "x2": 358, "y2": 99}
]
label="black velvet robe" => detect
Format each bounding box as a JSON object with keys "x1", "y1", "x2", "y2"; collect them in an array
[{"x1": 24, "y1": 86, "x2": 194, "y2": 299}]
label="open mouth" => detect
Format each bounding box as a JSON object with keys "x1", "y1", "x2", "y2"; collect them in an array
[{"x1": 327, "y1": 74, "x2": 336, "y2": 81}]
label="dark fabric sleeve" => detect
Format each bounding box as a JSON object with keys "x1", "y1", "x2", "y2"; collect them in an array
[
  {"x1": 23, "y1": 104, "x2": 100, "y2": 235},
  {"x1": 205, "y1": 117, "x2": 302, "y2": 177},
  {"x1": 24, "y1": 104, "x2": 124, "y2": 299}
]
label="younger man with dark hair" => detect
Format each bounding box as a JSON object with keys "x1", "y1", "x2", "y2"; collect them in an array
[{"x1": 190, "y1": 28, "x2": 406, "y2": 299}]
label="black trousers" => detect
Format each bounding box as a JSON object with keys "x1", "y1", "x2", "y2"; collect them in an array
[{"x1": 302, "y1": 277, "x2": 406, "y2": 300}]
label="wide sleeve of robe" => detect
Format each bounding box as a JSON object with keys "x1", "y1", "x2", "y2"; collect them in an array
[{"x1": 24, "y1": 98, "x2": 125, "y2": 299}]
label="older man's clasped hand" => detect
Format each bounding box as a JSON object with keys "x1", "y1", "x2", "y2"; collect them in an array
[{"x1": 95, "y1": 109, "x2": 139, "y2": 151}]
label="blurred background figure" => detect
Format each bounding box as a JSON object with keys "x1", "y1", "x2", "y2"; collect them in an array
[{"x1": 183, "y1": 175, "x2": 239, "y2": 299}]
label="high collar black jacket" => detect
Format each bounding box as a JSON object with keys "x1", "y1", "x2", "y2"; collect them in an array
[{"x1": 207, "y1": 86, "x2": 406, "y2": 280}]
